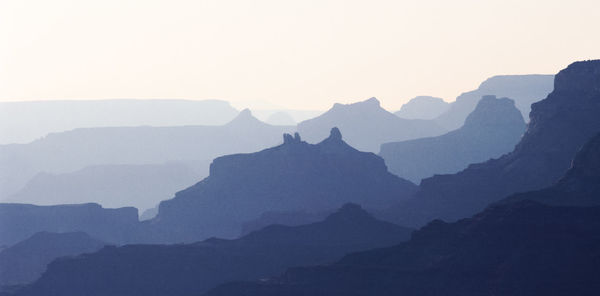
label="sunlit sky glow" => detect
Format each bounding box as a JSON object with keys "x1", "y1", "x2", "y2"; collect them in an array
[{"x1": 1, "y1": 0, "x2": 599, "y2": 110}]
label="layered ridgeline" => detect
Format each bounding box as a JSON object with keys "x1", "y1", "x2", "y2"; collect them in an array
[
  {"x1": 296, "y1": 98, "x2": 446, "y2": 152},
  {"x1": 143, "y1": 128, "x2": 417, "y2": 242},
  {"x1": 434, "y1": 74, "x2": 554, "y2": 130},
  {"x1": 503, "y1": 132, "x2": 600, "y2": 206},
  {"x1": 8, "y1": 163, "x2": 205, "y2": 211},
  {"x1": 381, "y1": 60, "x2": 600, "y2": 227},
  {"x1": 0, "y1": 99, "x2": 239, "y2": 145},
  {"x1": 0, "y1": 232, "x2": 105, "y2": 287},
  {"x1": 205, "y1": 133, "x2": 600, "y2": 296},
  {"x1": 381, "y1": 96, "x2": 526, "y2": 183},
  {"x1": 394, "y1": 96, "x2": 450, "y2": 120},
  {"x1": 10, "y1": 204, "x2": 413, "y2": 296},
  {"x1": 0, "y1": 203, "x2": 138, "y2": 247},
  {"x1": 0, "y1": 110, "x2": 293, "y2": 209}
]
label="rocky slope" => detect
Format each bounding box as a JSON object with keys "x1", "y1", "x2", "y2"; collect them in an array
[
  {"x1": 10, "y1": 204, "x2": 412, "y2": 296},
  {"x1": 381, "y1": 60, "x2": 600, "y2": 227},
  {"x1": 143, "y1": 128, "x2": 417, "y2": 242},
  {"x1": 0, "y1": 232, "x2": 105, "y2": 286},
  {"x1": 381, "y1": 95, "x2": 525, "y2": 183}
]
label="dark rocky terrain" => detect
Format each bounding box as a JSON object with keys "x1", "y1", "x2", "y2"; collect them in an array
[
  {"x1": 9, "y1": 204, "x2": 412, "y2": 296},
  {"x1": 0, "y1": 232, "x2": 105, "y2": 286},
  {"x1": 143, "y1": 128, "x2": 417, "y2": 242},
  {"x1": 381, "y1": 95, "x2": 525, "y2": 183}
]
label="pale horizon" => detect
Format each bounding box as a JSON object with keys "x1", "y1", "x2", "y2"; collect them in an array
[{"x1": 1, "y1": 0, "x2": 598, "y2": 110}]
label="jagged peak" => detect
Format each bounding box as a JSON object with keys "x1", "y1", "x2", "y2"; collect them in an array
[
  {"x1": 328, "y1": 127, "x2": 342, "y2": 141},
  {"x1": 283, "y1": 132, "x2": 302, "y2": 144},
  {"x1": 226, "y1": 108, "x2": 261, "y2": 126}
]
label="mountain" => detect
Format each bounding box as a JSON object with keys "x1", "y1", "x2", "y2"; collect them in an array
[
  {"x1": 240, "y1": 210, "x2": 330, "y2": 236},
  {"x1": 0, "y1": 203, "x2": 138, "y2": 246},
  {"x1": 0, "y1": 99, "x2": 239, "y2": 145},
  {"x1": 434, "y1": 74, "x2": 554, "y2": 130},
  {"x1": 0, "y1": 110, "x2": 293, "y2": 205},
  {"x1": 296, "y1": 97, "x2": 446, "y2": 152},
  {"x1": 0, "y1": 232, "x2": 105, "y2": 286},
  {"x1": 142, "y1": 128, "x2": 418, "y2": 242},
  {"x1": 207, "y1": 201, "x2": 600, "y2": 296},
  {"x1": 265, "y1": 111, "x2": 296, "y2": 126},
  {"x1": 7, "y1": 163, "x2": 206, "y2": 211},
  {"x1": 381, "y1": 60, "x2": 600, "y2": 227},
  {"x1": 10, "y1": 204, "x2": 413, "y2": 296},
  {"x1": 394, "y1": 96, "x2": 449, "y2": 120},
  {"x1": 502, "y1": 132, "x2": 600, "y2": 206},
  {"x1": 381, "y1": 96, "x2": 525, "y2": 183}
]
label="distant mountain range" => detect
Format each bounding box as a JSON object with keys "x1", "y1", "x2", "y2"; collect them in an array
[
  {"x1": 433, "y1": 74, "x2": 554, "y2": 130},
  {"x1": 297, "y1": 97, "x2": 447, "y2": 152},
  {"x1": 380, "y1": 60, "x2": 600, "y2": 227},
  {"x1": 0, "y1": 203, "x2": 138, "y2": 247},
  {"x1": 0, "y1": 232, "x2": 105, "y2": 286},
  {"x1": 381, "y1": 95, "x2": 526, "y2": 183},
  {"x1": 142, "y1": 128, "x2": 417, "y2": 242},
  {"x1": 8, "y1": 204, "x2": 412, "y2": 296},
  {"x1": 0, "y1": 99, "x2": 239, "y2": 145},
  {"x1": 204, "y1": 128, "x2": 600, "y2": 296},
  {"x1": 394, "y1": 96, "x2": 449, "y2": 119},
  {"x1": 0, "y1": 110, "x2": 293, "y2": 207}
]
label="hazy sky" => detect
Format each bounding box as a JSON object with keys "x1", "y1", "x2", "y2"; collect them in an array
[{"x1": 1, "y1": 0, "x2": 599, "y2": 110}]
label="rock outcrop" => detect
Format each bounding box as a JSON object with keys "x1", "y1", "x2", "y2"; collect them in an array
[
  {"x1": 143, "y1": 128, "x2": 417, "y2": 242},
  {"x1": 381, "y1": 95, "x2": 525, "y2": 183}
]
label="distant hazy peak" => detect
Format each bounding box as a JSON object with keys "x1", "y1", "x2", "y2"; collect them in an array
[
  {"x1": 225, "y1": 108, "x2": 263, "y2": 126},
  {"x1": 463, "y1": 95, "x2": 524, "y2": 127},
  {"x1": 333, "y1": 97, "x2": 381, "y2": 110},
  {"x1": 395, "y1": 96, "x2": 450, "y2": 120}
]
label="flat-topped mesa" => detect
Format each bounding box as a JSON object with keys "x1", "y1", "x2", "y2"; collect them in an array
[{"x1": 462, "y1": 95, "x2": 525, "y2": 128}]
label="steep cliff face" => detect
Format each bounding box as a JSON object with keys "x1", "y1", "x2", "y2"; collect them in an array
[
  {"x1": 381, "y1": 96, "x2": 525, "y2": 183},
  {"x1": 0, "y1": 203, "x2": 138, "y2": 246},
  {"x1": 297, "y1": 97, "x2": 446, "y2": 152},
  {"x1": 13, "y1": 204, "x2": 412, "y2": 296},
  {"x1": 503, "y1": 132, "x2": 600, "y2": 206},
  {"x1": 144, "y1": 128, "x2": 417, "y2": 243},
  {"x1": 383, "y1": 60, "x2": 600, "y2": 227}
]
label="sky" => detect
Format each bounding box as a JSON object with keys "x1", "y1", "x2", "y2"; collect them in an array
[{"x1": 1, "y1": 0, "x2": 599, "y2": 111}]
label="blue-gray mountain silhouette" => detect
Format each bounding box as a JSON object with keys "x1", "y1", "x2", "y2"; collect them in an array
[
  {"x1": 0, "y1": 99, "x2": 239, "y2": 145},
  {"x1": 296, "y1": 97, "x2": 446, "y2": 152},
  {"x1": 381, "y1": 95, "x2": 526, "y2": 183},
  {"x1": 0, "y1": 109, "x2": 293, "y2": 207},
  {"x1": 143, "y1": 128, "x2": 417, "y2": 242},
  {"x1": 208, "y1": 201, "x2": 600, "y2": 296},
  {"x1": 9, "y1": 204, "x2": 412, "y2": 296},
  {"x1": 434, "y1": 74, "x2": 554, "y2": 130},
  {"x1": 394, "y1": 96, "x2": 449, "y2": 119},
  {"x1": 0, "y1": 232, "x2": 105, "y2": 286},
  {"x1": 0, "y1": 203, "x2": 138, "y2": 246},
  {"x1": 381, "y1": 60, "x2": 600, "y2": 227}
]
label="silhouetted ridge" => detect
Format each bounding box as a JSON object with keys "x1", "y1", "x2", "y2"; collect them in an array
[
  {"x1": 11, "y1": 205, "x2": 412, "y2": 296},
  {"x1": 381, "y1": 95, "x2": 525, "y2": 183},
  {"x1": 297, "y1": 97, "x2": 446, "y2": 152},
  {"x1": 381, "y1": 60, "x2": 600, "y2": 227},
  {"x1": 143, "y1": 128, "x2": 416, "y2": 242}
]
